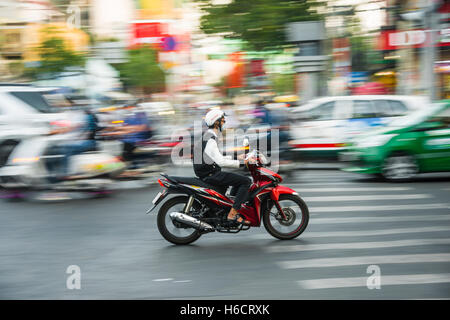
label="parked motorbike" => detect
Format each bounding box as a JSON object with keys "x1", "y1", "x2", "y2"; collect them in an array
[
  {"x1": 147, "y1": 140, "x2": 309, "y2": 245},
  {"x1": 0, "y1": 133, "x2": 126, "y2": 201}
]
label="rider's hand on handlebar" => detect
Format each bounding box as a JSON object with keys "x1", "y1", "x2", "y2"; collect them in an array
[{"x1": 244, "y1": 156, "x2": 257, "y2": 166}]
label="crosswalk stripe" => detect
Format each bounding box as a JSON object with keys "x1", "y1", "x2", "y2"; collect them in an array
[
  {"x1": 311, "y1": 215, "x2": 450, "y2": 224},
  {"x1": 304, "y1": 194, "x2": 432, "y2": 201},
  {"x1": 298, "y1": 273, "x2": 450, "y2": 290},
  {"x1": 289, "y1": 182, "x2": 354, "y2": 186},
  {"x1": 309, "y1": 203, "x2": 449, "y2": 212},
  {"x1": 277, "y1": 253, "x2": 450, "y2": 269},
  {"x1": 265, "y1": 238, "x2": 450, "y2": 253},
  {"x1": 304, "y1": 226, "x2": 450, "y2": 237},
  {"x1": 250, "y1": 226, "x2": 450, "y2": 240},
  {"x1": 297, "y1": 187, "x2": 413, "y2": 192}
]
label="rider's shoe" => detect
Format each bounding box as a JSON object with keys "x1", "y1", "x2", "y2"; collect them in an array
[{"x1": 227, "y1": 213, "x2": 251, "y2": 226}]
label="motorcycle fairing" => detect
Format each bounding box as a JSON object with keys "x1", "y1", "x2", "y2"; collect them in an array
[
  {"x1": 270, "y1": 185, "x2": 297, "y2": 201},
  {"x1": 250, "y1": 184, "x2": 297, "y2": 226}
]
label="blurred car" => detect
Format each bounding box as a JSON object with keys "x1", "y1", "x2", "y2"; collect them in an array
[
  {"x1": 340, "y1": 101, "x2": 450, "y2": 181},
  {"x1": 0, "y1": 85, "x2": 82, "y2": 167},
  {"x1": 289, "y1": 95, "x2": 430, "y2": 160}
]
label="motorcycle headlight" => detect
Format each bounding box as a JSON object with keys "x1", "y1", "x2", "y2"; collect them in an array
[
  {"x1": 356, "y1": 134, "x2": 396, "y2": 148},
  {"x1": 258, "y1": 152, "x2": 269, "y2": 165}
]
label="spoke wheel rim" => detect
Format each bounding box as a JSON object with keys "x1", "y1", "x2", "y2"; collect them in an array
[{"x1": 269, "y1": 200, "x2": 306, "y2": 235}]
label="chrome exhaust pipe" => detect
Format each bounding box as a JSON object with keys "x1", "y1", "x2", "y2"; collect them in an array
[{"x1": 169, "y1": 212, "x2": 215, "y2": 232}]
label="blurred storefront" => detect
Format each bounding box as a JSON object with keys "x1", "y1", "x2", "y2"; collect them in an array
[
  {"x1": 0, "y1": 21, "x2": 88, "y2": 63},
  {"x1": 23, "y1": 22, "x2": 89, "y2": 63},
  {"x1": 0, "y1": 0, "x2": 87, "y2": 79},
  {"x1": 378, "y1": 0, "x2": 450, "y2": 99},
  {"x1": 436, "y1": 61, "x2": 450, "y2": 98},
  {"x1": 135, "y1": 0, "x2": 183, "y2": 20}
]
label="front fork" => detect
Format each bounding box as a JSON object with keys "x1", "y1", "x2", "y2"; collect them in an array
[
  {"x1": 273, "y1": 200, "x2": 287, "y2": 220},
  {"x1": 270, "y1": 188, "x2": 288, "y2": 220}
]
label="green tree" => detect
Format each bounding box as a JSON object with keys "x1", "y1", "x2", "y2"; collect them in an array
[
  {"x1": 195, "y1": 0, "x2": 322, "y2": 51},
  {"x1": 25, "y1": 29, "x2": 86, "y2": 79},
  {"x1": 270, "y1": 73, "x2": 295, "y2": 94},
  {"x1": 118, "y1": 46, "x2": 166, "y2": 95}
]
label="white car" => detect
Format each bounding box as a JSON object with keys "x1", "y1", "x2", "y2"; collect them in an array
[
  {"x1": 289, "y1": 95, "x2": 430, "y2": 159},
  {"x1": 0, "y1": 85, "x2": 82, "y2": 166}
]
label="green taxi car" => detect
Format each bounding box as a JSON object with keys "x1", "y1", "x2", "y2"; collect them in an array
[{"x1": 340, "y1": 101, "x2": 450, "y2": 181}]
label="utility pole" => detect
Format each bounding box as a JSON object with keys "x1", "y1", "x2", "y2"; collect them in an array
[{"x1": 422, "y1": 0, "x2": 440, "y2": 101}]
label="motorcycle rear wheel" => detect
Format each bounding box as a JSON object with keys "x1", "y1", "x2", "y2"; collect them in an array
[
  {"x1": 157, "y1": 196, "x2": 202, "y2": 245},
  {"x1": 263, "y1": 194, "x2": 309, "y2": 240}
]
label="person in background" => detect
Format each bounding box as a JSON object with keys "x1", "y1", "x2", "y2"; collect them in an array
[
  {"x1": 106, "y1": 104, "x2": 152, "y2": 168},
  {"x1": 252, "y1": 100, "x2": 272, "y2": 125},
  {"x1": 47, "y1": 108, "x2": 101, "y2": 181}
]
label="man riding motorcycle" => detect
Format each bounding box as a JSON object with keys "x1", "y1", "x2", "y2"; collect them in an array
[
  {"x1": 193, "y1": 109, "x2": 253, "y2": 226},
  {"x1": 46, "y1": 109, "x2": 100, "y2": 181}
]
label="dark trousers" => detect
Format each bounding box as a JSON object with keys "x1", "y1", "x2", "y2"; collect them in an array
[
  {"x1": 203, "y1": 171, "x2": 252, "y2": 210},
  {"x1": 122, "y1": 142, "x2": 136, "y2": 162}
]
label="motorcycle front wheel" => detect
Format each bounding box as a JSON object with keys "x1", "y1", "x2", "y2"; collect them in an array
[
  {"x1": 263, "y1": 194, "x2": 309, "y2": 240},
  {"x1": 157, "y1": 196, "x2": 202, "y2": 245}
]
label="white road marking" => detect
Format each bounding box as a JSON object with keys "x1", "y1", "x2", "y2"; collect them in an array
[
  {"x1": 309, "y1": 203, "x2": 449, "y2": 213},
  {"x1": 250, "y1": 226, "x2": 450, "y2": 240},
  {"x1": 265, "y1": 238, "x2": 450, "y2": 253},
  {"x1": 289, "y1": 182, "x2": 354, "y2": 186},
  {"x1": 296, "y1": 187, "x2": 413, "y2": 192},
  {"x1": 310, "y1": 214, "x2": 450, "y2": 224},
  {"x1": 304, "y1": 194, "x2": 432, "y2": 202},
  {"x1": 152, "y1": 278, "x2": 174, "y2": 282},
  {"x1": 278, "y1": 253, "x2": 450, "y2": 269},
  {"x1": 298, "y1": 273, "x2": 450, "y2": 290}
]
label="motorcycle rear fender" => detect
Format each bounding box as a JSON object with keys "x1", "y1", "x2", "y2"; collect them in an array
[
  {"x1": 146, "y1": 189, "x2": 169, "y2": 214},
  {"x1": 146, "y1": 184, "x2": 200, "y2": 214},
  {"x1": 270, "y1": 185, "x2": 297, "y2": 202}
]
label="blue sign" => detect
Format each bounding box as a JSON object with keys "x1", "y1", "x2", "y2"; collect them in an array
[
  {"x1": 350, "y1": 72, "x2": 368, "y2": 84},
  {"x1": 162, "y1": 36, "x2": 177, "y2": 51}
]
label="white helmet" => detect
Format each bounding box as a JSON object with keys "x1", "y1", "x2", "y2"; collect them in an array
[{"x1": 204, "y1": 109, "x2": 225, "y2": 127}]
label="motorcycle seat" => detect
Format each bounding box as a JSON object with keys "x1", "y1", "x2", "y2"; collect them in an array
[{"x1": 163, "y1": 174, "x2": 227, "y2": 194}]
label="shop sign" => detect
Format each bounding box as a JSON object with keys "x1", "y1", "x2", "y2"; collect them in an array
[
  {"x1": 130, "y1": 21, "x2": 178, "y2": 52},
  {"x1": 378, "y1": 29, "x2": 450, "y2": 50},
  {"x1": 349, "y1": 71, "x2": 368, "y2": 84},
  {"x1": 389, "y1": 30, "x2": 427, "y2": 47}
]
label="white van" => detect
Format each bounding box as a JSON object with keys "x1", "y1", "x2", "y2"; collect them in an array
[{"x1": 289, "y1": 95, "x2": 430, "y2": 159}]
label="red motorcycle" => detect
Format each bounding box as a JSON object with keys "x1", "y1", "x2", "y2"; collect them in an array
[{"x1": 147, "y1": 150, "x2": 309, "y2": 245}]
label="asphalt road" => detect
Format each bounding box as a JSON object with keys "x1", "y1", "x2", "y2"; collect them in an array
[{"x1": 1, "y1": 167, "x2": 449, "y2": 300}]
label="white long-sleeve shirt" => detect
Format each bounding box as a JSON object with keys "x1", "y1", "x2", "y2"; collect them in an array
[{"x1": 204, "y1": 129, "x2": 240, "y2": 168}]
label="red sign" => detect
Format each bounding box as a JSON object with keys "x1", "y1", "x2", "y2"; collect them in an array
[
  {"x1": 130, "y1": 21, "x2": 178, "y2": 52},
  {"x1": 227, "y1": 52, "x2": 245, "y2": 88},
  {"x1": 378, "y1": 29, "x2": 450, "y2": 50}
]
